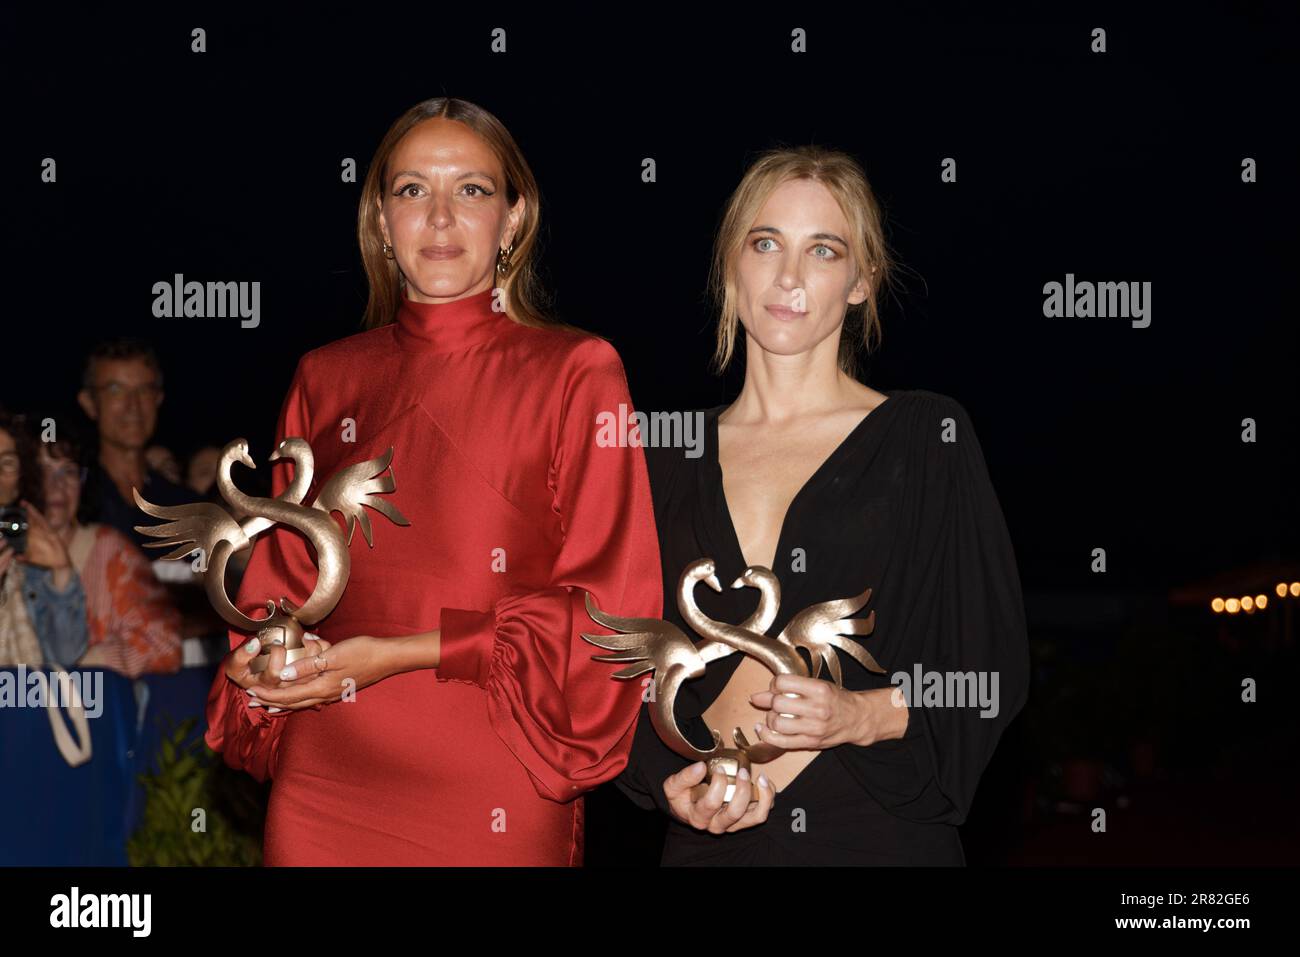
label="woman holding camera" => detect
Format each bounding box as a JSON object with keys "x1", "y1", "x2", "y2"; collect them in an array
[{"x1": 0, "y1": 411, "x2": 90, "y2": 675}]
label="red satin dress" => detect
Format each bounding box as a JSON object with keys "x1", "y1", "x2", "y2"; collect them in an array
[{"x1": 203, "y1": 287, "x2": 662, "y2": 865}]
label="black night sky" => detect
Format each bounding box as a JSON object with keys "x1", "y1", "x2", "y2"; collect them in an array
[{"x1": 2, "y1": 3, "x2": 1297, "y2": 876}]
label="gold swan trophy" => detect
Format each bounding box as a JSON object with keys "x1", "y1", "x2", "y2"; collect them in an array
[
  {"x1": 584, "y1": 559, "x2": 885, "y2": 802},
  {"x1": 131, "y1": 438, "x2": 409, "y2": 675}
]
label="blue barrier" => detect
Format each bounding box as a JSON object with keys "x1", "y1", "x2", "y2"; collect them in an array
[{"x1": 0, "y1": 665, "x2": 217, "y2": 867}]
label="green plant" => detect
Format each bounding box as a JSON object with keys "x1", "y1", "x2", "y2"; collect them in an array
[{"x1": 127, "y1": 715, "x2": 266, "y2": 866}]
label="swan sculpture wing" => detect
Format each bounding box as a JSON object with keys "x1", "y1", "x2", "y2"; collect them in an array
[
  {"x1": 581, "y1": 591, "x2": 721, "y2": 761},
  {"x1": 132, "y1": 489, "x2": 266, "y2": 630},
  {"x1": 777, "y1": 585, "x2": 883, "y2": 684},
  {"x1": 310, "y1": 446, "x2": 411, "y2": 547},
  {"x1": 132, "y1": 489, "x2": 247, "y2": 563},
  {"x1": 581, "y1": 592, "x2": 705, "y2": 681}
]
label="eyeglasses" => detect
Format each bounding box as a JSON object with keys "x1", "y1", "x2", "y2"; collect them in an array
[
  {"x1": 0, "y1": 452, "x2": 18, "y2": 474},
  {"x1": 42, "y1": 464, "x2": 88, "y2": 487},
  {"x1": 95, "y1": 382, "x2": 162, "y2": 401}
]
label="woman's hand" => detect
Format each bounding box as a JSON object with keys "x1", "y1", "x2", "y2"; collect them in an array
[
  {"x1": 237, "y1": 632, "x2": 402, "y2": 713},
  {"x1": 221, "y1": 631, "x2": 336, "y2": 714},
  {"x1": 662, "y1": 761, "x2": 775, "y2": 834},
  {"x1": 748, "y1": 675, "x2": 909, "y2": 750},
  {"x1": 15, "y1": 501, "x2": 71, "y2": 572}
]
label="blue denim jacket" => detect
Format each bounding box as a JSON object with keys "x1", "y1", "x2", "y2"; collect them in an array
[{"x1": 18, "y1": 564, "x2": 90, "y2": 669}]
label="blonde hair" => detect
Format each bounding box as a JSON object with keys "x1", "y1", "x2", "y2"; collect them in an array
[
  {"x1": 708, "y1": 145, "x2": 896, "y2": 379},
  {"x1": 358, "y1": 98, "x2": 570, "y2": 332}
]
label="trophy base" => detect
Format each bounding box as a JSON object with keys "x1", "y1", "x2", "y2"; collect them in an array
[
  {"x1": 249, "y1": 645, "x2": 314, "y2": 676},
  {"x1": 247, "y1": 614, "x2": 308, "y2": 676},
  {"x1": 689, "y1": 754, "x2": 762, "y2": 806},
  {"x1": 689, "y1": 778, "x2": 761, "y2": 806}
]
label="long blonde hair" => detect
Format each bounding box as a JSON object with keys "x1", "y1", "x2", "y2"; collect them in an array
[
  {"x1": 709, "y1": 146, "x2": 896, "y2": 379},
  {"x1": 358, "y1": 98, "x2": 567, "y2": 332}
]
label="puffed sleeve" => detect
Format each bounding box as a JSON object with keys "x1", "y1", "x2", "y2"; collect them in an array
[
  {"x1": 614, "y1": 700, "x2": 692, "y2": 814},
  {"x1": 832, "y1": 393, "x2": 1030, "y2": 825},
  {"x1": 435, "y1": 337, "x2": 663, "y2": 802},
  {"x1": 203, "y1": 357, "x2": 314, "y2": 783}
]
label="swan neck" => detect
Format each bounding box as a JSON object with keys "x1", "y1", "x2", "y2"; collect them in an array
[
  {"x1": 752, "y1": 578, "x2": 779, "y2": 634},
  {"x1": 680, "y1": 570, "x2": 801, "y2": 674},
  {"x1": 217, "y1": 453, "x2": 256, "y2": 513},
  {"x1": 286, "y1": 449, "x2": 314, "y2": 497}
]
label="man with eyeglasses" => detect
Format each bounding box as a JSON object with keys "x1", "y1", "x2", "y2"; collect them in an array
[{"x1": 76, "y1": 338, "x2": 201, "y2": 552}]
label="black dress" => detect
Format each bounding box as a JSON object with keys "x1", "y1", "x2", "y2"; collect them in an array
[{"x1": 615, "y1": 390, "x2": 1030, "y2": 865}]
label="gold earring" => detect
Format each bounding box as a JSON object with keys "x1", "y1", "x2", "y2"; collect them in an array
[
  {"x1": 382, "y1": 242, "x2": 395, "y2": 260},
  {"x1": 496, "y1": 243, "x2": 515, "y2": 276}
]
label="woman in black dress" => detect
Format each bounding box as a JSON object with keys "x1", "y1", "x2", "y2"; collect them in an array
[{"x1": 615, "y1": 147, "x2": 1030, "y2": 865}]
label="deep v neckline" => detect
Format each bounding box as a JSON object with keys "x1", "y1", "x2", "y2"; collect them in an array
[{"x1": 709, "y1": 392, "x2": 900, "y2": 574}]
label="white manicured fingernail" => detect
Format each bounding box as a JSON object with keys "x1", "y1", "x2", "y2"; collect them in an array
[
  {"x1": 267, "y1": 706, "x2": 282, "y2": 713},
  {"x1": 280, "y1": 666, "x2": 296, "y2": 680},
  {"x1": 737, "y1": 767, "x2": 750, "y2": 780},
  {"x1": 245, "y1": 688, "x2": 258, "y2": 696},
  {"x1": 248, "y1": 700, "x2": 261, "y2": 708},
  {"x1": 754, "y1": 722, "x2": 764, "y2": 737},
  {"x1": 244, "y1": 638, "x2": 259, "y2": 653},
  {"x1": 758, "y1": 774, "x2": 769, "y2": 789}
]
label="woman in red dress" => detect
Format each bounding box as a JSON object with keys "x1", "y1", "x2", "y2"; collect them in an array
[{"x1": 203, "y1": 98, "x2": 662, "y2": 865}]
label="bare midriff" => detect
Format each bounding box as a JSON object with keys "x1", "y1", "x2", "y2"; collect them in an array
[{"x1": 702, "y1": 655, "x2": 823, "y2": 792}]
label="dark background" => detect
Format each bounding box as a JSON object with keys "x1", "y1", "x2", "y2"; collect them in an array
[{"x1": 3, "y1": 2, "x2": 1296, "y2": 865}]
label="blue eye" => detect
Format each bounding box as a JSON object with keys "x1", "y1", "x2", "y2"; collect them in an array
[
  {"x1": 813, "y1": 244, "x2": 837, "y2": 259},
  {"x1": 754, "y1": 237, "x2": 776, "y2": 252}
]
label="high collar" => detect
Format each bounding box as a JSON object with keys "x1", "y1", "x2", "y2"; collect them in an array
[{"x1": 394, "y1": 286, "x2": 505, "y2": 352}]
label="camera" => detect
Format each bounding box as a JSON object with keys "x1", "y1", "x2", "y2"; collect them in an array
[{"x1": 0, "y1": 504, "x2": 29, "y2": 554}]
